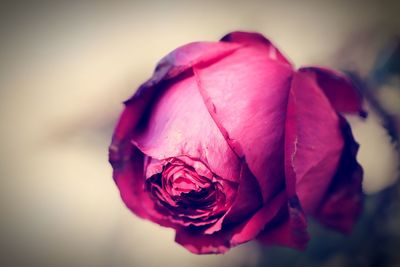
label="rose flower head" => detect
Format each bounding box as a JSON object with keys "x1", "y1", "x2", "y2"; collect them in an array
[{"x1": 109, "y1": 31, "x2": 365, "y2": 254}]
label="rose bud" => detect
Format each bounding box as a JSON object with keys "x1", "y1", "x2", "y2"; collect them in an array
[{"x1": 109, "y1": 31, "x2": 365, "y2": 254}]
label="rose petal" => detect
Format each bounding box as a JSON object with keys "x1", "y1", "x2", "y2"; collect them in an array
[
  {"x1": 113, "y1": 41, "x2": 242, "y2": 142},
  {"x1": 174, "y1": 164, "x2": 285, "y2": 253},
  {"x1": 111, "y1": 147, "x2": 176, "y2": 228},
  {"x1": 110, "y1": 145, "x2": 148, "y2": 218},
  {"x1": 257, "y1": 196, "x2": 309, "y2": 249},
  {"x1": 230, "y1": 192, "x2": 287, "y2": 245},
  {"x1": 314, "y1": 116, "x2": 363, "y2": 233},
  {"x1": 175, "y1": 192, "x2": 286, "y2": 254},
  {"x1": 222, "y1": 163, "x2": 263, "y2": 225},
  {"x1": 299, "y1": 67, "x2": 366, "y2": 116},
  {"x1": 284, "y1": 71, "x2": 344, "y2": 214},
  {"x1": 110, "y1": 41, "x2": 242, "y2": 226},
  {"x1": 175, "y1": 228, "x2": 231, "y2": 254},
  {"x1": 221, "y1": 31, "x2": 292, "y2": 66},
  {"x1": 132, "y1": 74, "x2": 241, "y2": 183},
  {"x1": 204, "y1": 162, "x2": 262, "y2": 235},
  {"x1": 193, "y1": 45, "x2": 293, "y2": 201}
]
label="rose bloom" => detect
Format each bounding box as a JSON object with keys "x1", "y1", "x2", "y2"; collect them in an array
[{"x1": 109, "y1": 31, "x2": 365, "y2": 254}]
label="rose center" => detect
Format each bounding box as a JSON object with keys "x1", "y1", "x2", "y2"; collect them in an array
[{"x1": 145, "y1": 158, "x2": 227, "y2": 226}]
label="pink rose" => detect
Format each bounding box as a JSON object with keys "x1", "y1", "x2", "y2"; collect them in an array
[{"x1": 109, "y1": 31, "x2": 365, "y2": 254}]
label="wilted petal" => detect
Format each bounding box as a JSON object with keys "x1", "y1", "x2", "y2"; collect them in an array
[
  {"x1": 132, "y1": 74, "x2": 241, "y2": 183},
  {"x1": 299, "y1": 67, "x2": 365, "y2": 116},
  {"x1": 204, "y1": 162, "x2": 262, "y2": 235},
  {"x1": 110, "y1": 145, "x2": 148, "y2": 218},
  {"x1": 222, "y1": 163, "x2": 263, "y2": 225},
  {"x1": 314, "y1": 116, "x2": 363, "y2": 233},
  {"x1": 111, "y1": 147, "x2": 175, "y2": 228},
  {"x1": 175, "y1": 191, "x2": 286, "y2": 254},
  {"x1": 230, "y1": 192, "x2": 286, "y2": 245},
  {"x1": 221, "y1": 31, "x2": 292, "y2": 66},
  {"x1": 110, "y1": 41, "x2": 242, "y2": 226},
  {"x1": 175, "y1": 228, "x2": 231, "y2": 254},
  {"x1": 257, "y1": 196, "x2": 309, "y2": 249},
  {"x1": 285, "y1": 71, "x2": 344, "y2": 214},
  {"x1": 193, "y1": 45, "x2": 293, "y2": 201},
  {"x1": 114, "y1": 41, "x2": 242, "y2": 141}
]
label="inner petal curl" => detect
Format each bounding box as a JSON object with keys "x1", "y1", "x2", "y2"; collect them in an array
[{"x1": 144, "y1": 156, "x2": 236, "y2": 227}]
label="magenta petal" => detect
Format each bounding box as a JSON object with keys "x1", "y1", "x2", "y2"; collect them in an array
[
  {"x1": 109, "y1": 145, "x2": 149, "y2": 219},
  {"x1": 285, "y1": 71, "x2": 344, "y2": 214},
  {"x1": 257, "y1": 196, "x2": 309, "y2": 250},
  {"x1": 175, "y1": 164, "x2": 283, "y2": 253},
  {"x1": 299, "y1": 67, "x2": 366, "y2": 116},
  {"x1": 110, "y1": 40, "x2": 242, "y2": 225},
  {"x1": 175, "y1": 228, "x2": 231, "y2": 254},
  {"x1": 230, "y1": 192, "x2": 287, "y2": 245},
  {"x1": 160, "y1": 41, "x2": 243, "y2": 71},
  {"x1": 204, "y1": 162, "x2": 261, "y2": 235},
  {"x1": 132, "y1": 74, "x2": 241, "y2": 183},
  {"x1": 193, "y1": 46, "x2": 293, "y2": 201},
  {"x1": 221, "y1": 31, "x2": 292, "y2": 66},
  {"x1": 314, "y1": 116, "x2": 363, "y2": 233},
  {"x1": 175, "y1": 192, "x2": 286, "y2": 254},
  {"x1": 115, "y1": 41, "x2": 242, "y2": 141},
  {"x1": 110, "y1": 146, "x2": 175, "y2": 228},
  {"x1": 222, "y1": 163, "x2": 263, "y2": 225}
]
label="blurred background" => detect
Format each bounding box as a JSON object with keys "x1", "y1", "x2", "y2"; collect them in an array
[{"x1": 0, "y1": 1, "x2": 399, "y2": 266}]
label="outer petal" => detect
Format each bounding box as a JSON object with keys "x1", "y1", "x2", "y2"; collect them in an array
[
  {"x1": 284, "y1": 71, "x2": 344, "y2": 214},
  {"x1": 109, "y1": 41, "x2": 243, "y2": 221},
  {"x1": 204, "y1": 162, "x2": 262, "y2": 235},
  {"x1": 229, "y1": 192, "x2": 286, "y2": 245},
  {"x1": 132, "y1": 74, "x2": 241, "y2": 183},
  {"x1": 175, "y1": 164, "x2": 285, "y2": 254},
  {"x1": 257, "y1": 196, "x2": 309, "y2": 249},
  {"x1": 109, "y1": 143, "x2": 149, "y2": 219},
  {"x1": 314, "y1": 116, "x2": 363, "y2": 233},
  {"x1": 174, "y1": 192, "x2": 286, "y2": 254},
  {"x1": 299, "y1": 67, "x2": 366, "y2": 116},
  {"x1": 221, "y1": 31, "x2": 292, "y2": 67},
  {"x1": 221, "y1": 163, "x2": 263, "y2": 225},
  {"x1": 117, "y1": 41, "x2": 242, "y2": 141},
  {"x1": 193, "y1": 45, "x2": 293, "y2": 201},
  {"x1": 175, "y1": 228, "x2": 231, "y2": 254},
  {"x1": 110, "y1": 146, "x2": 176, "y2": 228}
]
